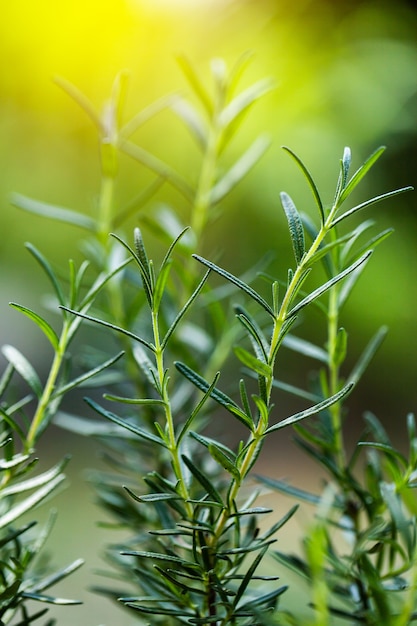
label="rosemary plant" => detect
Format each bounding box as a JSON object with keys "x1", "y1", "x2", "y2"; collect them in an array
[{"x1": 2, "y1": 55, "x2": 414, "y2": 625}]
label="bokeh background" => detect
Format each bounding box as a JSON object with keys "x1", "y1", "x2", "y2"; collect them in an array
[{"x1": 1, "y1": 0, "x2": 416, "y2": 624}]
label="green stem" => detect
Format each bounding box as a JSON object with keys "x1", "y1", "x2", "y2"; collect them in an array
[
  {"x1": 26, "y1": 323, "x2": 70, "y2": 450},
  {"x1": 151, "y1": 309, "x2": 193, "y2": 518},
  {"x1": 98, "y1": 174, "x2": 115, "y2": 245},
  {"x1": 327, "y1": 284, "x2": 346, "y2": 469}
]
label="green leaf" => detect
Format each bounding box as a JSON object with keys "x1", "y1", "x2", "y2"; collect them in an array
[
  {"x1": 211, "y1": 135, "x2": 271, "y2": 204},
  {"x1": 54, "y1": 75, "x2": 102, "y2": 130},
  {"x1": 288, "y1": 251, "x2": 372, "y2": 318},
  {"x1": 282, "y1": 334, "x2": 328, "y2": 363},
  {"x1": 282, "y1": 146, "x2": 324, "y2": 224},
  {"x1": 84, "y1": 398, "x2": 167, "y2": 447},
  {"x1": 332, "y1": 186, "x2": 413, "y2": 227},
  {"x1": 256, "y1": 475, "x2": 320, "y2": 505},
  {"x1": 119, "y1": 138, "x2": 194, "y2": 203},
  {"x1": 280, "y1": 192, "x2": 305, "y2": 264},
  {"x1": 11, "y1": 193, "x2": 96, "y2": 231},
  {"x1": 219, "y1": 78, "x2": 274, "y2": 130},
  {"x1": 348, "y1": 326, "x2": 388, "y2": 386},
  {"x1": 0, "y1": 474, "x2": 66, "y2": 529},
  {"x1": 193, "y1": 255, "x2": 274, "y2": 317},
  {"x1": 25, "y1": 243, "x2": 66, "y2": 306},
  {"x1": 60, "y1": 307, "x2": 155, "y2": 353},
  {"x1": 265, "y1": 381, "x2": 354, "y2": 433},
  {"x1": 120, "y1": 93, "x2": 176, "y2": 139},
  {"x1": 162, "y1": 269, "x2": 211, "y2": 349},
  {"x1": 9, "y1": 303, "x2": 60, "y2": 351},
  {"x1": 176, "y1": 54, "x2": 213, "y2": 116},
  {"x1": 233, "y1": 544, "x2": 270, "y2": 608},
  {"x1": 208, "y1": 442, "x2": 240, "y2": 481},
  {"x1": 1, "y1": 345, "x2": 43, "y2": 399},
  {"x1": 181, "y1": 455, "x2": 223, "y2": 504},
  {"x1": 171, "y1": 97, "x2": 207, "y2": 150},
  {"x1": 177, "y1": 372, "x2": 221, "y2": 444},
  {"x1": 1, "y1": 457, "x2": 70, "y2": 497},
  {"x1": 338, "y1": 146, "x2": 385, "y2": 205},
  {"x1": 234, "y1": 346, "x2": 272, "y2": 378},
  {"x1": 54, "y1": 351, "x2": 125, "y2": 397},
  {"x1": 333, "y1": 327, "x2": 348, "y2": 367},
  {"x1": 175, "y1": 362, "x2": 253, "y2": 429}
]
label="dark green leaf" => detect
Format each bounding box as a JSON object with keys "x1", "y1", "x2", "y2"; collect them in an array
[
  {"x1": 266, "y1": 382, "x2": 354, "y2": 433},
  {"x1": 181, "y1": 455, "x2": 223, "y2": 504},
  {"x1": 84, "y1": 398, "x2": 167, "y2": 447},
  {"x1": 282, "y1": 146, "x2": 324, "y2": 223},
  {"x1": 9, "y1": 302, "x2": 59, "y2": 351},
  {"x1": 208, "y1": 442, "x2": 240, "y2": 480},
  {"x1": 175, "y1": 362, "x2": 253, "y2": 429},
  {"x1": 193, "y1": 255, "x2": 274, "y2": 317},
  {"x1": 332, "y1": 186, "x2": 413, "y2": 227},
  {"x1": 162, "y1": 269, "x2": 211, "y2": 348},
  {"x1": 60, "y1": 307, "x2": 155, "y2": 353},
  {"x1": 288, "y1": 251, "x2": 372, "y2": 318}
]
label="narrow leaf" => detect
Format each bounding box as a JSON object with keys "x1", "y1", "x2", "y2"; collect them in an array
[
  {"x1": 219, "y1": 78, "x2": 274, "y2": 129},
  {"x1": 332, "y1": 186, "x2": 413, "y2": 227},
  {"x1": 84, "y1": 398, "x2": 167, "y2": 447},
  {"x1": 208, "y1": 443, "x2": 240, "y2": 480},
  {"x1": 282, "y1": 334, "x2": 328, "y2": 363},
  {"x1": 54, "y1": 75, "x2": 102, "y2": 129},
  {"x1": 266, "y1": 382, "x2": 354, "y2": 433},
  {"x1": 211, "y1": 135, "x2": 271, "y2": 204},
  {"x1": 162, "y1": 269, "x2": 211, "y2": 349},
  {"x1": 176, "y1": 54, "x2": 213, "y2": 115},
  {"x1": 181, "y1": 455, "x2": 223, "y2": 504},
  {"x1": 348, "y1": 326, "x2": 388, "y2": 386},
  {"x1": 234, "y1": 346, "x2": 272, "y2": 378},
  {"x1": 9, "y1": 303, "x2": 59, "y2": 351},
  {"x1": 54, "y1": 351, "x2": 125, "y2": 397},
  {"x1": 0, "y1": 475, "x2": 66, "y2": 529},
  {"x1": 338, "y1": 146, "x2": 385, "y2": 205},
  {"x1": 282, "y1": 146, "x2": 324, "y2": 223},
  {"x1": 60, "y1": 307, "x2": 155, "y2": 353},
  {"x1": 193, "y1": 255, "x2": 274, "y2": 317},
  {"x1": 175, "y1": 362, "x2": 252, "y2": 429},
  {"x1": 171, "y1": 97, "x2": 207, "y2": 150},
  {"x1": 288, "y1": 251, "x2": 372, "y2": 318},
  {"x1": 177, "y1": 372, "x2": 220, "y2": 444},
  {"x1": 25, "y1": 243, "x2": 65, "y2": 306},
  {"x1": 280, "y1": 192, "x2": 305, "y2": 264},
  {"x1": 11, "y1": 193, "x2": 96, "y2": 231},
  {"x1": 1, "y1": 345, "x2": 43, "y2": 399},
  {"x1": 119, "y1": 138, "x2": 194, "y2": 202}
]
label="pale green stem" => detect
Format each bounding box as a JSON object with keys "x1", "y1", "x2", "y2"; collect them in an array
[
  {"x1": 151, "y1": 309, "x2": 193, "y2": 518},
  {"x1": 327, "y1": 284, "x2": 346, "y2": 469},
  {"x1": 26, "y1": 323, "x2": 71, "y2": 451},
  {"x1": 97, "y1": 174, "x2": 115, "y2": 245}
]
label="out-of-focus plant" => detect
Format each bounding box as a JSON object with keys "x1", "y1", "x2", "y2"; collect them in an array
[{"x1": 3, "y1": 54, "x2": 415, "y2": 626}]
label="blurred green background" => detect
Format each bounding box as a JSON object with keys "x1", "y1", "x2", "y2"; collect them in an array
[{"x1": 1, "y1": 0, "x2": 416, "y2": 624}]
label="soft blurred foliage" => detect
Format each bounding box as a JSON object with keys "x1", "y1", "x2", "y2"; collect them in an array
[
  {"x1": 1, "y1": 1, "x2": 416, "y2": 624},
  {"x1": 2, "y1": 0, "x2": 416, "y2": 428}
]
